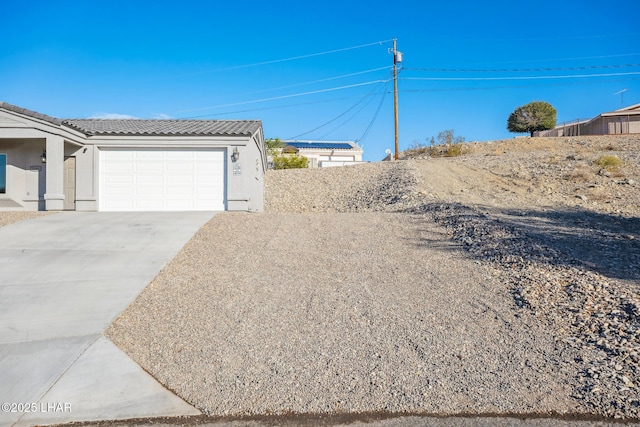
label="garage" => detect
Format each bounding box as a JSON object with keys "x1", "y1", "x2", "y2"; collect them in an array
[
  {"x1": 0, "y1": 102, "x2": 266, "y2": 212},
  {"x1": 99, "y1": 148, "x2": 226, "y2": 212}
]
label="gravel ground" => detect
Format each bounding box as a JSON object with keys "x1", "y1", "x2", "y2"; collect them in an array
[
  {"x1": 0, "y1": 211, "x2": 50, "y2": 228},
  {"x1": 107, "y1": 136, "x2": 639, "y2": 420},
  {"x1": 107, "y1": 212, "x2": 580, "y2": 416}
]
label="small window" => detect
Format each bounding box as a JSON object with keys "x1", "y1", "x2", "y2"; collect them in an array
[{"x1": 0, "y1": 154, "x2": 6, "y2": 194}]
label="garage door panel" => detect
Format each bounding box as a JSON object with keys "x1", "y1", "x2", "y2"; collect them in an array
[
  {"x1": 135, "y1": 162, "x2": 165, "y2": 173},
  {"x1": 166, "y1": 163, "x2": 195, "y2": 173},
  {"x1": 167, "y1": 176, "x2": 195, "y2": 186},
  {"x1": 99, "y1": 148, "x2": 226, "y2": 212},
  {"x1": 105, "y1": 151, "x2": 134, "y2": 160},
  {"x1": 135, "y1": 175, "x2": 164, "y2": 184},
  {"x1": 167, "y1": 151, "x2": 198, "y2": 160},
  {"x1": 103, "y1": 163, "x2": 134, "y2": 173},
  {"x1": 134, "y1": 151, "x2": 164, "y2": 160}
]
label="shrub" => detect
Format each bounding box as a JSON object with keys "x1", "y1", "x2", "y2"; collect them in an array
[
  {"x1": 272, "y1": 154, "x2": 309, "y2": 169},
  {"x1": 444, "y1": 143, "x2": 465, "y2": 157},
  {"x1": 567, "y1": 166, "x2": 592, "y2": 182},
  {"x1": 402, "y1": 130, "x2": 468, "y2": 159},
  {"x1": 593, "y1": 155, "x2": 623, "y2": 171}
]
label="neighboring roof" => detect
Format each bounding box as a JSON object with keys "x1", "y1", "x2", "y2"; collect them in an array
[
  {"x1": 615, "y1": 102, "x2": 640, "y2": 112},
  {"x1": 602, "y1": 102, "x2": 640, "y2": 117},
  {"x1": 283, "y1": 140, "x2": 362, "y2": 150},
  {"x1": 0, "y1": 101, "x2": 62, "y2": 125},
  {"x1": 282, "y1": 145, "x2": 300, "y2": 153},
  {"x1": 63, "y1": 119, "x2": 262, "y2": 137}
]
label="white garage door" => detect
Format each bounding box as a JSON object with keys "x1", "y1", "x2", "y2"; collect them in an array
[{"x1": 99, "y1": 148, "x2": 226, "y2": 211}]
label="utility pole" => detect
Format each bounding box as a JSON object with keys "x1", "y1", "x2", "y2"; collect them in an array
[{"x1": 392, "y1": 39, "x2": 400, "y2": 160}]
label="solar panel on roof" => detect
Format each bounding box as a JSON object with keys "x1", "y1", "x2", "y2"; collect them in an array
[{"x1": 286, "y1": 142, "x2": 353, "y2": 150}]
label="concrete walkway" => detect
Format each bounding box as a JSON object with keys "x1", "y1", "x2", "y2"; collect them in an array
[{"x1": 0, "y1": 212, "x2": 216, "y2": 426}]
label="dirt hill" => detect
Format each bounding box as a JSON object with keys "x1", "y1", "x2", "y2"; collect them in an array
[{"x1": 264, "y1": 135, "x2": 640, "y2": 418}]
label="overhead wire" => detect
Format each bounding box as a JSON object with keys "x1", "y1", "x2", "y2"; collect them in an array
[
  {"x1": 173, "y1": 79, "x2": 391, "y2": 114},
  {"x1": 245, "y1": 66, "x2": 391, "y2": 95},
  {"x1": 397, "y1": 77, "x2": 640, "y2": 93},
  {"x1": 207, "y1": 39, "x2": 394, "y2": 73},
  {"x1": 356, "y1": 81, "x2": 389, "y2": 144},
  {"x1": 177, "y1": 65, "x2": 392, "y2": 118},
  {"x1": 181, "y1": 97, "x2": 355, "y2": 119},
  {"x1": 287, "y1": 74, "x2": 390, "y2": 139},
  {"x1": 165, "y1": 39, "x2": 395, "y2": 81},
  {"x1": 401, "y1": 71, "x2": 640, "y2": 81},
  {"x1": 318, "y1": 78, "x2": 390, "y2": 139},
  {"x1": 404, "y1": 63, "x2": 640, "y2": 73},
  {"x1": 466, "y1": 53, "x2": 640, "y2": 69}
]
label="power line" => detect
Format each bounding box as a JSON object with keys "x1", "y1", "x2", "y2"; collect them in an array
[
  {"x1": 238, "y1": 66, "x2": 391, "y2": 95},
  {"x1": 460, "y1": 52, "x2": 640, "y2": 67},
  {"x1": 401, "y1": 71, "x2": 640, "y2": 81},
  {"x1": 172, "y1": 66, "x2": 391, "y2": 116},
  {"x1": 175, "y1": 39, "x2": 395, "y2": 78},
  {"x1": 219, "y1": 39, "x2": 394, "y2": 71},
  {"x1": 404, "y1": 63, "x2": 640, "y2": 73},
  {"x1": 318, "y1": 80, "x2": 390, "y2": 139},
  {"x1": 439, "y1": 32, "x2": 640, "y2": 44},
  {"x1": 180, "y1": 97, "x2": 355, "y2": 119},
  {"x1": 397, "y1": 77, "x2": 640, "y2": 93},
  {"x1": 173, "y1": 79, "x2": 392, "y2": 114},
  {"x1": 356, "y1": 84, "x2": 389, "y2": 144},
  {"x1": 288, "y1": 77, "x2": 389, "y2": 139}
]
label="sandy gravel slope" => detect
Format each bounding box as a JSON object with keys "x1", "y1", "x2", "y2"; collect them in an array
[
  {"x1": 107, "y1": 135, "x2": 639, "y2": 420},
  {"x1": 107, "y1": 212, "x2": 581, "y2": 416}
]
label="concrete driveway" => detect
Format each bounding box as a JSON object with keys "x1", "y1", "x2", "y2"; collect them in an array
[{"x1": 0, "y1": 212, "x2": 216, "y2": 427}]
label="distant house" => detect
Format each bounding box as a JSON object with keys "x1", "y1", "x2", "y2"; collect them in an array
[
  {"x1": 0, "y1": 102, "x2": 266, "y2": 212},
  {"x1": 275, "y1": 140, "x2": 365, "y2": 168},
  {"x1": 536, "y1": 103, "x2": 640, "y2": 137}
]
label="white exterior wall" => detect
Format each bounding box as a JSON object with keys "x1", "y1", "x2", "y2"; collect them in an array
[
  {"x1": 0, "y1": 107, "x2": 266, "y2": 212},
  {"x1": 293, "y1": 149, "x2": 362, "y2": 168},
  {"x1": 0, "y1": 111, "x2": 86, "y2": 211}
]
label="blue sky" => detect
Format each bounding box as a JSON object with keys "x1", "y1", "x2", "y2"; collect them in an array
[{"x1": 2, "y1": 1, "x2": 639, "y2": 161}]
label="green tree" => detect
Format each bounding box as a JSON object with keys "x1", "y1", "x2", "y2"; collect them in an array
[
  {"x1": 265, "y1": 137, "x2": 285, "y2": 156},
  {"x1": 507, "y1": 101, "x2": 557, "y2": 137}
]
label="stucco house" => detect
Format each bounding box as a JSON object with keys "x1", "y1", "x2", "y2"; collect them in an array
[
  {"x1": 277, "y1": 140, "x2": 364, "y2": 168},
  {"x1": 536, "y1": 103, "x2": 640, "y2": 137},
  {"x1": 0, "y1": 102, "x2": 266, "y2": 212}
]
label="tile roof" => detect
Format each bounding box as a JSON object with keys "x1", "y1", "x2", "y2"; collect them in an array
[
  {"x1": 62, "y1": 119, "x2": 262, "y2": 137},
  {"x1": 0, "y1": 101, "x2": 62, "y2": 125},
  {"x1": 0, "y1": 101, "x2": 262, "y2": 137}
]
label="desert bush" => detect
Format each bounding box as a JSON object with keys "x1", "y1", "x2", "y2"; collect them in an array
[
  {"x1": 403, "y1": 130, "x2": 468, "y2": 158},
  {"x1": 444, "y1": 143, "x2": 465, "y2": 157},
  {"x1": 567, "y1": 166, "x2": 592, "y2": 182},
  {"x1": 272, "y1": 154, "x2": 309, "y2": 169},
  {"x1": 405, "y1": 140, "x2": 431, "y2": 157},
  {"x1": 594, "y1": 155, "x2": 623, "y2": 171}
]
